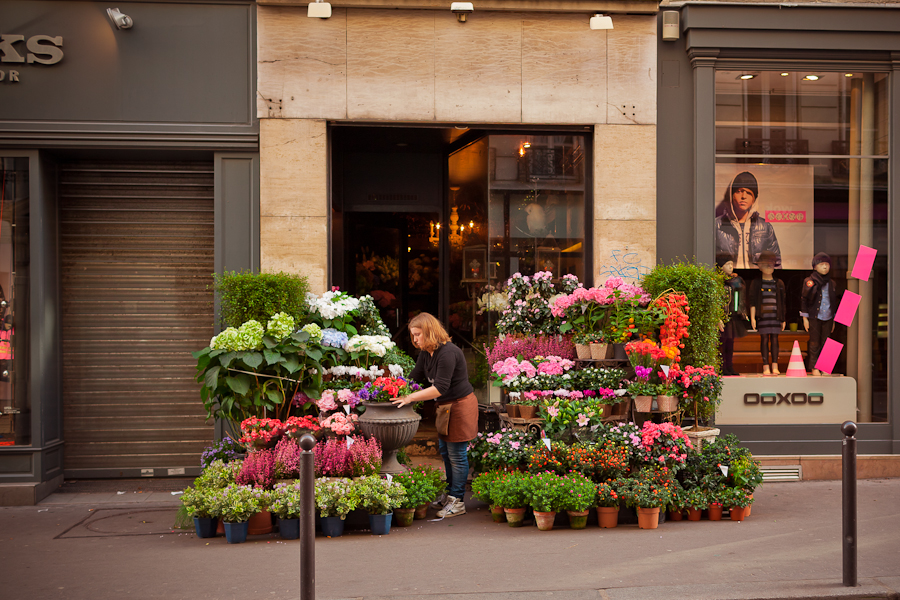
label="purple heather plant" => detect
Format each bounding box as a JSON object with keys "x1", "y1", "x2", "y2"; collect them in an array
[
  {"x1": 273, "y1": 437, "x2": 302, "y2": 479},
  {"x1": 485, "y1": 335, "x2": 575, "y2": 366},
  {"x1": 314, "y1": 437, "x2": 353, "y2": 478},
  {"x1": 236, "y1": 448, "x2": 276, "y2": 488}
]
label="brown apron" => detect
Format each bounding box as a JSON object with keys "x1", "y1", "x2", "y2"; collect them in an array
[{"x1": 437, "y1": 392, "x2": 478, "y2": 443}]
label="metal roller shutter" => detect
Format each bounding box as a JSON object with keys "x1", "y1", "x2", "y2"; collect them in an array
[{"x1": 60, "y1": 161, "x2": 215, "y2": 477}]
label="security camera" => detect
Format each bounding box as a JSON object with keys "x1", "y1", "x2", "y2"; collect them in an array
[
  {"x1": 451, "y1": 2, "x2": 474, "y2": 22},
  {"x1": 107, "y1": 7, "x2": 134, "y2": 29}
]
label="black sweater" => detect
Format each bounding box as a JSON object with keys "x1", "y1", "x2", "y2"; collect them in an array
[{"x1": 409, "y1": 342, "x2": 473, "y2": 403}]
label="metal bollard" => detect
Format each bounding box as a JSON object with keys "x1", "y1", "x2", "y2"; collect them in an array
[
  {"x1": 841, "y1": 421, "x2": 857, "y2": 588},
  {"x1": 298, "y1": 433, "x2": 317, "y2": 600}
]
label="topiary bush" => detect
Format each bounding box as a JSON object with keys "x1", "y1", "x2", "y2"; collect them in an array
[
  {"x1": 642, "y1": 259, "x2": 727, "y2": 369},
  {"x1": 214, "y1": 270, "x2": 310, "y2": 329}
]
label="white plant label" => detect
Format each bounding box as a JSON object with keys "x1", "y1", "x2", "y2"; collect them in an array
[
  {"x1": 719, "y1": 465, "x2": 729, "y2": 477},
  {"x1": 346, "y1": 436, "x2": 355, "y2": 449},
  {"x1": 386, "y1": 474, "x2": 393, "y2": 484},
  {"x1": 661, "y1": 365, "x2": 670, "y2": 377},
  {"x1": 542, "y1": 438, "x2": 551, "y2": 450},
  {"x1": 343, "y1": 405, "x2": 351, "y2": 415}
]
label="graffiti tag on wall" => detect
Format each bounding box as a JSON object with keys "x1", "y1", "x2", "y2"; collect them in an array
[{"x1": 597, "y1": 247, "x2": 650, "y2": 284}]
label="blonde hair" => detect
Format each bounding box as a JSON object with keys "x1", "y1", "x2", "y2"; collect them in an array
[{"x1": 408, "y1": 312, "x2": 450, "y2": 352}]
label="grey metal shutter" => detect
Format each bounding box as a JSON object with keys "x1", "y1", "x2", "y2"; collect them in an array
[{"x1": 60, "y1": 161, "x2": 215, "y2": 477}]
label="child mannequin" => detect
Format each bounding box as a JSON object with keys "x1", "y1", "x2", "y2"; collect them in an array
[
  {"x1": 749, "y1": 251, "x2": 785, "y2": 375},
  {"x1": 801, "y1": 252, "x2": 837, "y2": 376},
  {"x1": 717, "y1": 254, "x2": 748, "y2": 376}
]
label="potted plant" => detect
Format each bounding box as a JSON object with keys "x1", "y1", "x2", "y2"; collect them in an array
[
  {"x1": 270, "y1": 481, "x2": 304, "y2": 539},
  {"x1": 730, "y1": 454, "x2": 762, "y2": 516},
  {"x1": 471, "y1": 471, "x2": 505, "y2": 523},
  {"x1": 559, "y1": 473, "x2": 596, "y2": 530},
  {"x1": 314, "y1": 478, "x2": 360, "y2": 538},
  {"x1": 181, "y1": 486, "x2": 218, "y2": 538},
  {"x1": 394, "y1": 468, "x2": 439, "y2": 527},
  {"x1": 683, "y1": 487, "x2": 708, "y2": 521},
  {"x1": 356, "y1": 376, "x2": 423, "y2": 474},
  {"x1": 596, "y1": 481, "x2": 621, "y2": 528},
  {"x1": 722, "y1": 486, "x2": 753, "y2": 521},
  {"x1": 667, "y1": 480, "x2": 686, "y2": 521},
  {"x1": 491, "y1": 471, "x2": 529, "y2": 527},
  {"x1": 524, "y1": 472, "x2": 569, "y2": 531},
  {"x1": 208, "y1": 484, "x2": 266, "y2": 544},
  {"x1": 627, "y1": 366, "x2": 656, "y2": 413},
  {"x1": 468, "y1": 428, "x2": 538, "y2": 473},
  {"x1": 353, "y1": 475, "x2": 406, "y2": 535},
  {"x1": 618, "y1": 470, "x2": 672, "y2": 530},
  {"x1": 411, "y1": 464, "x2": 445, "y2": 519},
  {"x1": 349, "y1": 436, "x2": 383, "y2": 477},
  {"x1": 707, "y1": 486, "x2": 726, "y2": 521}
]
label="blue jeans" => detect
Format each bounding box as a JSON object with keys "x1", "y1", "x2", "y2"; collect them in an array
[{"x1": 439, "y1": 439, "x2": 469, "y2": 500}]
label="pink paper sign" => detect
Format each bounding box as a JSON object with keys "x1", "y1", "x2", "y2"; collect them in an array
[
  {"x1": 834, "y1": 291, "x2": 862, "y2": 327},
  {"x1": 851, "y1": 245, "x2": 877, "y2": 281},
  {"x1": 815, "y1": 338, "x2": 844, "y2": 374}
]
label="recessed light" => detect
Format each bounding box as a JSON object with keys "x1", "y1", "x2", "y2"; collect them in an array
[
  {"x1": 523, "y1": 142, "x2": 532, "y2": 148},
  {"x1": 780, "y1": 73, "x2": 790, "y2": 77},
  {"x1": 803, "y1": 75, "x2": 820, "y2": 81},
  {"x1": 739, "y1": 74, "x2": 755, "y2": 80},
  {"x1": 845, "y1": 73, "x2": 854, "y2": 77}
]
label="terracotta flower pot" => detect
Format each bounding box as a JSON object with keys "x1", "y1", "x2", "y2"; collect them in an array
[
  {"x1": 518, "y1": 405, "x2": 537, "y2": 419},
  {"x1": 687, "y1": 507, "x2": 702, "y2": 521},
  {"x1": 637, "y1": 507, "x2": 661, "y2": 529},
  {"x1": 414, "y1": 504, "x2": 429, "y2": 520},
  {"x1": 656, "y1": 394, "x2": 678, "y2": 412},
  {"x1": 534, "y1": 510, "x2": 556, "y2": 531},
  {"x1": 597, "y1": 506, "x2": 619, "y2": 528},
  {"x1": 746, "y1": 493, "x2": 753, "y2": 517},
  {"x1": 393, "y1": 507, "x2": 415, "y2": 527},
  {"x1": 729, "y1": 506, "x2": 747, "y2": 521},
  {"x1": 567, "y1": 510, "x2": 589, "y2": 530},
  {"x1": 575, "y1": 343, "x2": 591, "y2": 360},
  {"x1": 669, "y1": 509, "x2": 684, "y2": 521},
  {"x1": 504, "y1": 507, "x2": 526, "y2": 527},
  {"x1": 708, "y1": 503, "x2": 723, "y2": 521},
  {"x1": 358, "y1": 401, "x2": 422, "y2": 475},
  {"x1": 490, "y1": 505, "x2": 506, "y2": 523},
  {"x1": 506, "y1": 404, "x2": 520, "y2": 418},
  {"x1": 248, "y1": 510, "x2": 273, "y2": 535},
  {"x1": 633, "y1": 395, "x2": 653, "y2": 413},
  {"x1": 590, "y1": 343, "x2": 609, "y2": 360}
]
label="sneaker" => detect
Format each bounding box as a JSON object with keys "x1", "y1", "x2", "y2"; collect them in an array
[
  {"x1": 430, "y1": 493, "x2": 449, "y2": 510},
  {"x1": 437, "y1": 496, "x2": 466, "y2": 518}
]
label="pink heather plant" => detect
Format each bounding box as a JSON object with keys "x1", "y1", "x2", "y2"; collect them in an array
[
  {"x1": 348, "y1": 436, "x2": 382, "y2": 477},
  {"x1": 236, "y1": 449, "x2": 276, "y2": 488},
  {"x1": 485, "y1": 335, "x2": 575, "y2": 366},
  {"x1": 273, "y1": 437, "x2": 302, "y2": 479},
  {"x1": 314, "y1": 438, "x2": 353, "y2": 478}
]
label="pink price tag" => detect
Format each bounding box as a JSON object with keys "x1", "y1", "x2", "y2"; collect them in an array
[
  {"x1": 834, "y1": 291, "x2": 862, "y2": 327},
  {"x1": 815, "y1": 338, "x2": 844, "y2": 374},
  {"x1": 851, "y1": 245, "x2": 877, "y2": 281}
]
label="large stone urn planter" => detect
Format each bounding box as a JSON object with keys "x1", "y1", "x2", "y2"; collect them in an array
[{"x1": 358, "y1": 402, "x2": 421, "y2": 474}]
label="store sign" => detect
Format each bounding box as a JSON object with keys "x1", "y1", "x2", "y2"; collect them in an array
[
  {"x1": 717, "y1": 376, "x2": 856, "y2": 425},
  {"x1": 0, "y1": 34, "x2": 64, "y2": 83}
]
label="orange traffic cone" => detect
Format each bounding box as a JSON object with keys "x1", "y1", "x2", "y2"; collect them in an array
[{"x1": 785, "y1": 340, "x2": 807, "y2": 377}]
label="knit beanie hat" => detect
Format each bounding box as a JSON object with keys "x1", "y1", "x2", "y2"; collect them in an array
[
  {"x1": 716, "y1": 253, "x2": 735, "y2": 268},
  {"x1": 731, "y1": 172, "x2": 759, "y2": 199},
  {"x1": 811, "y1": 252, "x2": 832, "y2": 268}
]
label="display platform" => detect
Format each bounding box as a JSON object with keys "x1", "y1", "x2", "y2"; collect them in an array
[{"x1": 717, "y1": 374, "x2": 857, "y2": 425}]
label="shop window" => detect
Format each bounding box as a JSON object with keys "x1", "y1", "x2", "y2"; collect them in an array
[
  {"x1": 0, "y1": 158, "x2": 29, "y2": 446},
  {"x1": 715, "y1": 71, "x2": 889, "y2": 423}
]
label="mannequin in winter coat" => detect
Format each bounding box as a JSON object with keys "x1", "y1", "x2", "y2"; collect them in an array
[
  {"x1": 801, "y1": 252, "x2": 838, "y2": 376},
  {"x1": 749, "y1": 251, "x2": 785, "y2": 375},
  {"x1": 717, "y1": 254, "x2": 748, "y2": 376},
  {"x1": 714, "y1": 171, "x2": 782, "y2": 269}
]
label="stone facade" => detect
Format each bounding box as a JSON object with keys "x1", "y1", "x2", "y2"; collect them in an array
[{"x1": 257, "y1": 6, "x2": 658, "y2": 292}]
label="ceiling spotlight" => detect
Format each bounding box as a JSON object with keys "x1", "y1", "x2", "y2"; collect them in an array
[
  {"x1": 803, "y1": 75, "x2": 820, "y2": 81},
  {"x1": 845, "y1": 73, "x2": 854, "y2": 77},
  {"x1": 106, "y1": 7, "x2": 133, "y2": 29},
  {"x1": 780, "y1": 72, "x2": 790, "y2": 77},
  {"x1": 738, "y1": 74, "x2": 755, "y2": 80},
  {"x1": 590, "y1": 13, "x2": 614, "y2": 30},
  {"x1": 523, "y1": 142, "x2": 531, "y2": 148},
  {"x1": 451, "y1": 2, "x2": 474, "y2": 22},
  {"x1": 308, "y1": 0, "x2": 332, "y2": 19}
]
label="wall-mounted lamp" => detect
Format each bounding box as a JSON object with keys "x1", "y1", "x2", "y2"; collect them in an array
[
  {"x1": 107, "y1": 7, "x2": 133, "y2": 29},
  {"x1": 308, "y1": 0, "x2": 332, "y2": 19},
  {"x1": 803, "y1": 74, "x2": 820, "y2": 81},
  {"x1": 589, "y1": 14, "x2": 613, "y2": 30},
  {"x1": 451, "y1": 2, "x2": 474, "y2": 22}
]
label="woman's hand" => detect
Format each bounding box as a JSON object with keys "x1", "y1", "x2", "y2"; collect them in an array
[{"x1": 391, "y1": 396, "x2": 414, "y2": 408}]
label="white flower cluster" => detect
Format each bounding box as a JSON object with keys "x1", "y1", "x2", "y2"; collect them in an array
[
  {"x1": 266, "y1": 312, "x2": 295, "y2": 341},
  {"x1": 388, "y1": 364, "x2": 405, "y2": 377},
  {"x1": 477, "y1": 290, "x2": 509, "y2": 314},
  {"x1": 324, "y1": 365, "x2": 385, "y2": 379},
  {"x1": 343, "y1": 335, "x2": 395, "y2": 357},
  {"x1": 305, "y1": 291, "x2": 360, "y2": 320}
]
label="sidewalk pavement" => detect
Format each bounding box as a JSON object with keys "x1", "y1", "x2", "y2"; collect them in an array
[{"x1": 0, "y1": 478, "x2": 897, "y2": 600}]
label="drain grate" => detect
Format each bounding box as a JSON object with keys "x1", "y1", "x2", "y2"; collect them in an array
[{"x1": 760, "y1": 465, "x2": 802, "y2": 481}]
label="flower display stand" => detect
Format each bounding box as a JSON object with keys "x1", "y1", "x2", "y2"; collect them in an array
[
  {"x1": 498, "y1": 412, "x2": 544, "y2": 435},
  {"x1": 682, "y1": 426, "x2": 720, "y2": 451},
  {"x1": 358, "y1": 402, "x2": 421, "y2": 475}
]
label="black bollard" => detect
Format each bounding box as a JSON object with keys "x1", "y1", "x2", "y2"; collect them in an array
[
  {"x1": 298, "y1": 433, "x2": 317, "y2": 600},
  {"x1": 841, "y1": 421, "x2": 857, "y2": 588}
]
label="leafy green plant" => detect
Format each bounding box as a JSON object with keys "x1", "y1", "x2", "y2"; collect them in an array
[
  {"x1": 721, "y1": 486, "x2": 753, "y2": 508},
  {"x1": 181, "y1": 486, "x2": 215, "y2": 518},
  {"x1": 683, "y1": 487, "x2": 708, "y2": 510},
  {"x1": 524, "y1": 472, "x2": 569, "y2": 513},
  {"x1": 208, "y1": 485, "x2": 268, "y2": 523},
  {"x1": 270, "y1": 481, "x2": 305, "y2": 519},
  {"x1": 214, "y1": 270, "x2": 310, "y2": 330},
  {"x1": 642, "y1": 259, "x2": 728, "y2": 369},
  {"x1": 559, "y1": 473, "x2": 597, "y2": 512},
  {"x1": 395, "y1": 468, "x2": 441, "y2": 509},
  {"x1": 490, "y1": 471, "x2": 529, "y2": 509},
  {"x1": 353, "y1": 475, "x2": 406, "y2": 515},
  {"x1": 617, "y1": 468, "x2": 674, "y2": 508},
  {"x1": 731, "y1": 455, "x2": 763, "y2": 491},
  {"x1": 194, "y1": 459, "x2": 240, "y2": 490},
  {"x1": 314, "y1": 478, "x2": 360, "y2": 519},
  {"x1": 597, "y1": 481, "x2": 621, "y2": 507},
  {"x1": 471, "y1": 470, "x2": 503, "y2": 505}
]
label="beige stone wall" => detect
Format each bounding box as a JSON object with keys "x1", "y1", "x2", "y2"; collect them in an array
[{"x1": 258, "y1": 7, "x2": 658, "y2": 288}]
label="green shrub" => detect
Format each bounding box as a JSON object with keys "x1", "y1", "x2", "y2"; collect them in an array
[
  {"x1": 641, "y1": 259, "x2": 727, "y2": 369},
  {"x1": 214, "y1": 270, "x2": 310, "y2": 329}
]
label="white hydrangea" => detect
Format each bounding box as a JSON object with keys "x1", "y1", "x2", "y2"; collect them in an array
[
  {"x1": 266, "y1": 312, "x2": 295, "y2": 341},
  {"x1": 305, "y1": 291, "x2": 360, "y2": 320},
  {"x1": 388, "y1": 364, "x2": 404, "y2": 377},
  {"x1": 343, "y1": 335, "x2": 395, "y2": 357}
]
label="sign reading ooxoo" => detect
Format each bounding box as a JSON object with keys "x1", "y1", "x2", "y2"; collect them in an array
[
  {"x1": 0, "y1": 34, "x2": 64, "y2": 83},
  {"x1": 717, "y1": 376, "x2": 857, "y2": 425}
]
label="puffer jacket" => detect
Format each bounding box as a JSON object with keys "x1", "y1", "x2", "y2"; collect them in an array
[{"x1": 714, "y1": 213, "x2": 781, "y2": 268}]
